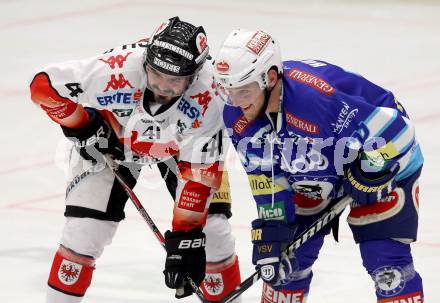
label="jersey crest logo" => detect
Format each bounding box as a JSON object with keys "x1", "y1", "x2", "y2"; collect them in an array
[
  {"x1": 103, "y1": 74, "x2": 134, "y2": 92},
  {"x1": 99, "y1": 52, "x2": 132, "y2": 69},
  {"x1": 58, "y1": 260, "x2": 82, "y2": 285}
]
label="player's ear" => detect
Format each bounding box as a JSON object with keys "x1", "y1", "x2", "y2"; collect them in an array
[{"x1": 267, "y1": 68, "x2": 278, "y2": 88}]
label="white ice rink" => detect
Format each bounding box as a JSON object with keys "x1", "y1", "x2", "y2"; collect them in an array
[{"x1": 1, "y1": 0, "x2": 439, "y2": 302}]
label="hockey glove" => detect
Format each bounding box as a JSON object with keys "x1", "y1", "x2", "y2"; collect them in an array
[
  {"x1": 251, "y1": 219, "x2": 298, "y2": 287},
  {"x1": 61, "y1": 107, "x2": 125, "y2": 163},
  {"x1": 343, "y1": 152, "x2": 400, "y2": 205},
  {"x1": 163, "y1": 228, "x2": 206, "y2": 299}
]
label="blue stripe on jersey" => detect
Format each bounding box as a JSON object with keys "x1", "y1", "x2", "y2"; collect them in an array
[
  {"x1": 374, "y1": 109, "x2": 398, "y2": 138},
  {"x1": 364, "y1": 107, "x2": 380, "y2": 125},
  {"x1": 396, "y1": 144, "x2": 423, "y2": 181},
  {"x1": 392, "y1": 123, "x2": 408, "y2": 143}
]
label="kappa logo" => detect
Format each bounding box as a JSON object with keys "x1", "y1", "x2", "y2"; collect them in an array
[
  {"x1": 58, "y1": 260, "x2": 82, "y2": 285},
  {"x1": 203, "y1": 273, "x2": 224, "y2": 296},
  {"x1": 190, "y1": 90, "x2": 211, "y2": 116},
  {"x1": 103, "y1": 74, "x2": 134, "y2": 92},
  {"x1": 99, "y1": 52, "x2": 132, "y2": 69}
]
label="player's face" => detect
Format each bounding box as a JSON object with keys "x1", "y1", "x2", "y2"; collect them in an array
[
  {"x1": 146, "y1": 65, "x2": 192, "y2": 104},
  {"x1": 224, "y1": 82, "x2": 265, "y2": 121}
]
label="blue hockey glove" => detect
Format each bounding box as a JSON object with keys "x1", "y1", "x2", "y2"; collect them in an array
[
  {"x1": 343, "y1": 153, "x2": 400, "y2": 205},
  {"x1": 251, "y1": 219, "x2": 298, "y2": 287}
]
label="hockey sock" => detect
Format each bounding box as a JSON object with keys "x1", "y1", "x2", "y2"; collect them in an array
[
  {"x1": 201, "y1": 255, "x2": 241, "y2": 302},
  {"x1": 47, "y1": 245, "x2": 95, "y2": 299},
  {"x1": 360, "y1": 239, "x2": 424, "y2": 303}
]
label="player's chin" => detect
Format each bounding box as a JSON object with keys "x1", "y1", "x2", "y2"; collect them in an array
[{"x1": 242, "y1": 104, "x2": 259, "y2": 120}]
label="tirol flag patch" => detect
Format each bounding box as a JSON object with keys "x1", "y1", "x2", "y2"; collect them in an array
[
  {"x1": 58, "y1": 259, "x2": 82, "y2": 285},
  {"x1": 203, "y1": 273, "x2": 224, "y2": 295}
]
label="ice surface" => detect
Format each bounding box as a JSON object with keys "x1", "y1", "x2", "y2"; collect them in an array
[{"x1": 1, "y1": 0, "x2": 439, "y2": 302}]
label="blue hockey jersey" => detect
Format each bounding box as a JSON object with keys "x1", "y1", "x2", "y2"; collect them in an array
[{"x1": 223, "y1": 59, "x2": 423, "y2": 225}]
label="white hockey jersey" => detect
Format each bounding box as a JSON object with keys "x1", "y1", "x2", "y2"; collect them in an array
[{"x1": 30, "y1": 40, "x2": 227, "y2": 230}]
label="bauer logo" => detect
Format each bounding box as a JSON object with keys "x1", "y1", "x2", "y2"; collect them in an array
[
  {"x1": 246, "y1": 31, "x2": 271, "y2": 55},
  {"x1": 58, "y1": 260, "x2": 82, "y2": 285},
  {"x1": 203, "y1": 273, "x2": 224, "y2": 296},
  {"x1": 258, "y1": 202, "x2": 286, "y2": 221}
]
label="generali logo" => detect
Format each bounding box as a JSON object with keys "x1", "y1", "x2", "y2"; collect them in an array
[
  {"x1": 285, "y1": 111, "x2": 319, "y2": 134},
  {"x1": 287, "y1": 68, "x2": 335, "y2": 96},
  {"x1": 246, "y1": 31, "x2": 271, "y2": 55},
  {"x1": 233, "y1": 115, "x2": 249, "y2": 134}
]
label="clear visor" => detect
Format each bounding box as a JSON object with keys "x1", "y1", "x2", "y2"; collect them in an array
[
  {"x1": 146, "y1": 64, "x2": 193, "y2": 97},
  {"x1": 213, "y1": 79, "x2": 264, "y2": 107}
]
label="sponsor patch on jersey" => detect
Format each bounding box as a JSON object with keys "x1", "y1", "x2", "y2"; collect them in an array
[
  {"x1": 378, "y1": 291, "x2": 423, "y2": 303},
  {"x1": 287, "y1": 68, "x2": 335, "y2": 96},
  {"x1": 96, "y1": 90, "x2": 138, "y2": 106},
  {"x1": 232, "y1": 115, "x2": 250, "y2": 135},
  {"x1": 262, "y1": 283, "x2": 304, "y2": 303},
  {"x1": 249, "y1": 174, "x2": 284, "y2": 195},
  {"x1": 332, "y1": 101, "x2": 358, "y2": 134},
  {"x1": 246, "y1": 31, "x2": 271, "y2": 55},
  {"x1": 285, "y1": 111, "x2": 319, "y2": 134},
  {"x1": 58, "y1": 260, "x2": 82, "y2": 285},
  {"x1": 203, "y1": 273, "x2": 224, "y2": 296},
  {"x1": 177, "y1": 180, "x2": 211, "y2": 213},
  {"x1": 112, "y1": 108, "x2": 133, "y2": 117},
  {"x1": 258, "y1": 201, "x2": 286, "y2": 221}
]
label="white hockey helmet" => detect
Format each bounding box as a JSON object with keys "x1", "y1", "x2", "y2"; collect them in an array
[{"x1": 213, "y1": 29, "x2": 282, "y2": 91}]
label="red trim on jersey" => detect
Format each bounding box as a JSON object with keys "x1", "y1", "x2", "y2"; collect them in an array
[
  {"x1": 30, "y1": 72, "x2": 89, "y2": 128},
  {"x1": 178, "y1": 161, "x2": 223, "y2": 190},
  {"x1": 122, "y1": 130, "x2": 179, "y2": 158},
  {"x1": 378, "y1": 291, "x2": 423, "y2": 303}
]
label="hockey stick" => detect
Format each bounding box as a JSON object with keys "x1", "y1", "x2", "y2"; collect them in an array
[
  {"x1": 220, "y1": 195, "x2": 353, "y2": 303},
  {"x1": 103, "y1": 154, "x2": 208, "y2": 303}
]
